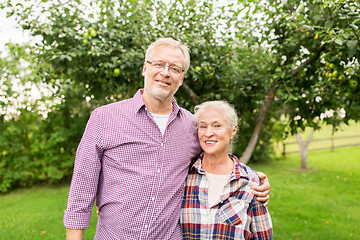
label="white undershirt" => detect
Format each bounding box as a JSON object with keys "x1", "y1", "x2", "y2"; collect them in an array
[
  {"x1": 151, "y1": 113, "x2": 170, "y2": 135},
  {"x1": 205, "y1": 172, "x2": 230, "y2": 208}
]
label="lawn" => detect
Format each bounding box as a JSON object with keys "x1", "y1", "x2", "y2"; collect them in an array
[
  {"x1": 249, "y1": 146, "x2": 360, "y2": 240},
  {"x1": 1, "y1": 146, "x2": 359, "y2": 239}
]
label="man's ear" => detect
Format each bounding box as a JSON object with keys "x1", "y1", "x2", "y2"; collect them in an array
[
  {"x1": 179, "y1": 73, "x2": 185, "y2": 86},
  {"x1": 142, "y1": 62, "x2": 147, "y2": 77}
]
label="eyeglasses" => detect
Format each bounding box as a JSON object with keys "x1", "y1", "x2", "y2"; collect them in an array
[{"x1": 146, "y1": 60, "x2": 184, "y2": 75}]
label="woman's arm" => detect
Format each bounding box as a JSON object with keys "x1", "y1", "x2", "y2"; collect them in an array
[{"x1": 250, "y1": 200, "x2": 273, "y2": 240}]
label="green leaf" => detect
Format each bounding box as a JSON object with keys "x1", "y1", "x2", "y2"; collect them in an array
[
  {"x1": 346, "y1": 40, "x2": 358, "y2": 57},
  {"x1": 335, "y1": 38, "x2": 344, "y2": 46}
]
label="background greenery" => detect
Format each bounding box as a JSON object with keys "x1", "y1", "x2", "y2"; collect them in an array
[
  {"x1": 1, "y1": 145, "x2": 359, "y2": 239},
  {"x1": 0, "y1": 0, "x2": 359, "y2": 192}
]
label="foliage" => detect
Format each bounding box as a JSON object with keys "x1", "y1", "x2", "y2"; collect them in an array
[
  {"x1": 255, "y1": 0, "x2": 360, "y2": 134},
  {"x1": 0, "y1": 0, "x2": 359, "y2": 191},
  {"x1": 0, "y1": 43, "x2": 90, "y2": 193}
]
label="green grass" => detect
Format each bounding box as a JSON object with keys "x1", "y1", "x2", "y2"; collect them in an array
[
  {"x1": 1, "y1": 146, "x2": 359, "y2": 240},
  {"x1": 0, "y1": 184, "x2": 98, "y2": 239},
  {"x1": 249, "y1": 146, "x2": 360, "y2": 240}
]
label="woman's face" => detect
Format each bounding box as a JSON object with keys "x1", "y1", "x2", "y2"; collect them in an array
[{"x1": 197, "y1": 107, "x2": 236, "y2": 156}]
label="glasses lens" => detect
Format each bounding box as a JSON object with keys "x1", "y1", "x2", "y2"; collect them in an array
[
  {"x1": 149, "y1": 61, "x2": 183, "y2": 75},
  {"x1": 170, "y1": 66, "x2": 181, "y2": 74},
  {"x1": 153, "y1": 62, "x2": 164, "y2": 68}
]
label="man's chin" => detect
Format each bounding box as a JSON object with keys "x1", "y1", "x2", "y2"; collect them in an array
[{"x1": 151, "y1": 90, "x2": 172, "y2": 101}]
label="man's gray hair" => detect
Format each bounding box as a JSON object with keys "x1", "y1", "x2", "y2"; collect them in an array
[{"x1": 145, "y1": 37, "x2": 190, "y2": 73}]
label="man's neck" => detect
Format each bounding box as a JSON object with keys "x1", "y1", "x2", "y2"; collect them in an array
[{"x1": 142, "y1": 90, "x2": 173, "y2": 115}]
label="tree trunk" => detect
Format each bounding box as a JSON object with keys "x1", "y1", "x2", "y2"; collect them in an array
[
  {"x1": 296, "y1": 130, "x2": 315, "y2": 170},
  {"x1": 182, "y1": 50, "x2": 321, "y2": 165},
  {"x1": 239, "y1": 51, "x2": 322, "y2": 164},
  {"x1": 239, "y1": 81, "x2": 277, "y2": 164}
]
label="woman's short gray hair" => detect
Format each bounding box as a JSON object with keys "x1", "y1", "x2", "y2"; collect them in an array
[
  {"x1": 145, "y1": 37, "x2": 190, "y2": 73},
  {"x1": 194, "y1": 100, "x2": 238, "y2": 132}
]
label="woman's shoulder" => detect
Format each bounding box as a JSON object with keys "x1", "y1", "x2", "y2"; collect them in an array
[{"x1": 230, "y1": 154, "x2": 261, "y2": 185}]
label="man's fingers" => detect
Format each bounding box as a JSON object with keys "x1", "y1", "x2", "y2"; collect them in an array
[
  {"x1": 252, "y1": 189, "x2": 270, "y2": 198},
  {"x1": 252, "y1": 181, "x2": 270, "y2": 194},
  {"x1": 257, "y1": 171, "x2": 266, "y2": 180},
  {"x1": 254, "y1": 191, "x2": 270, "y2": 206},
  {"x1": 96, "y1": 205, "x2": 100, "y2": 217},
  {"x1": 253, "y1": 171, "x2": 271, "y2": 205}
]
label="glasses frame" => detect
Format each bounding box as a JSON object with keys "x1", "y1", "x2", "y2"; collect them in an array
[{"x1": 146, "y1": 60, "x2": 184, "y2": 75}]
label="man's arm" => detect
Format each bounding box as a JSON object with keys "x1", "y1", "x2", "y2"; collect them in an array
[
  {"x1": 66, "y1": 229, "x2": 84, "y2": 240},
  {"x1": 64, "y1": 110, "x2": 103, "y2": 231},
  {"x1": 252, "y1": 171, "x2": 270, "y2": 206}
]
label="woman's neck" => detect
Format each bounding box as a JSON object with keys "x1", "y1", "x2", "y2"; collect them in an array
[{"x1": 202, "y1": 153, "x2": 234, "y2": 175}]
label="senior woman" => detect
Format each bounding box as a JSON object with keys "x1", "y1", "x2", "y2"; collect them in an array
[{"x1": 181, "y1": 101, "x2": 273, "y2": 240}]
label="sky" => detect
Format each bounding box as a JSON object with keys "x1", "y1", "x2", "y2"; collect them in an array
[{"x1": 0, "y1": 10, "x2": 31, "y2": 52}]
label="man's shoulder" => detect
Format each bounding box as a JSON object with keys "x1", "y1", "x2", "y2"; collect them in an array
[
  {"x1": 178, "y1": 106, "x2": 195, "y2": 120},
  {"x1": 93, "y1": 98, "x2": 134, "y2": 115}
]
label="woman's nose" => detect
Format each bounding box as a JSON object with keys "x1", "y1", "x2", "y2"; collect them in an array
[{"x1": 204, "y1": 127, "x2": 214, "y2": 137}]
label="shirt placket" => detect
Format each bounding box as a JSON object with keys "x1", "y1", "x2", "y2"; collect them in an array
[
  {"x1": 139, "y1": 110, "x2": 169, "y2": 239},
  {"x1": 197, "y1": 173, "x2": 213, "y2": 239}
]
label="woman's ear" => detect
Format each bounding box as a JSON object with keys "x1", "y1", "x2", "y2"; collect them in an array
[{"x1": 230, "y1": 125, "x2": 237, "y2": 140}]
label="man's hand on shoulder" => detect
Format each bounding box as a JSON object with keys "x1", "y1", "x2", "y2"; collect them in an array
[{"x1": 252, "y1": 171, "x2": 270, "y2": 207}]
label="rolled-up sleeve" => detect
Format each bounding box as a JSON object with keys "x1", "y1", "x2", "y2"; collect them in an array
[{"x1": 64, "y1": 109, "x2": 103, "y2": 229}]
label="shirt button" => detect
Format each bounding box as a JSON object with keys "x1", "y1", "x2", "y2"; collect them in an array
[
  {"x1": 144, "y1": 225, "x2": 148, "y2": 229},
  {"x1": 152, "y1": 197, "x2": 155, "y2": 201},
  {"x1": 161, "y1": 143, "x2": 164, "y2": 146},
  {"x1": 157, "y1": 169, "x2": 161, "y2": 173}
]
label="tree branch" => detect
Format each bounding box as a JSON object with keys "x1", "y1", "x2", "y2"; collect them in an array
[
  {"x1": 239, "y1": 50, "x2": 323, "y2": 164},
  {"x1": 181, "y1": 81, "x2": 200, "y2": 105}
]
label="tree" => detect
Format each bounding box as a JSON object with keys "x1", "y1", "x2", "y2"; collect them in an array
[
  {"x1": 0, "y1": 0, "x2": 359, "y2": 192},
  {"x1": 236, "y1": 0, "x2": 360, "y2": 163},
  {"x1": 296, "y1": 130, "x2": 315, "y2": 170}
]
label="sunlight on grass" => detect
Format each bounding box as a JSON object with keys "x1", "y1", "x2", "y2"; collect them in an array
[
  {"x1": 1, "y1": 146, "x2": 359, "y2": 239},
  {"x1": 250, "y1": 146, "x2": 360, "y2": 240},
  {"x1": 0, "y1": 185, "x2": 98, "y2": 239}
]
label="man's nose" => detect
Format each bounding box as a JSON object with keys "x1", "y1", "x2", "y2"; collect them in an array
[{"x1": 160, "y1": 65, "x2": 171, "y2": 75}]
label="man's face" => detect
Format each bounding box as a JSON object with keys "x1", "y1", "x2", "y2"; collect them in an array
[{"x1": 142, "y1": 45, "x2": 185, "y2": 101}]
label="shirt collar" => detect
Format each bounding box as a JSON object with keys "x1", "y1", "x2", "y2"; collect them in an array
[
  {"x1": 191, "y1": 153, "x2": 250, "y2": 181},
  {"x1": 133, "y1": 88, "x2": 182, "y2": 117}
]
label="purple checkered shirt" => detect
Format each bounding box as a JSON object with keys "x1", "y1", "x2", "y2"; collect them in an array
[{"x1": 64, "y1": 89, "x2": 201, "y2": 239}]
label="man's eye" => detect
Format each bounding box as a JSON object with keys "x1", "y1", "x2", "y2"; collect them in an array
[
  {"x1": 214, "y1": 124, "x2": 221, "y2": 128},
  {"x1": 154, "y1": 63, "x2": 163, "y2": 68},
  {"x1": 170, "y1": 66, "x2": 180, "y2": 73},
  {"x1": 199, "y1": 125, "x2": 207, "y2": 129}
]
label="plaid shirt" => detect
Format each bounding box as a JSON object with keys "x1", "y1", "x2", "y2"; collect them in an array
[
  {"x1": 64, "y1": 89, "x2": 201, "y2": 239},
  {"x1": 181, "y1": 154, "x2": 273, "y2": 240}
]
